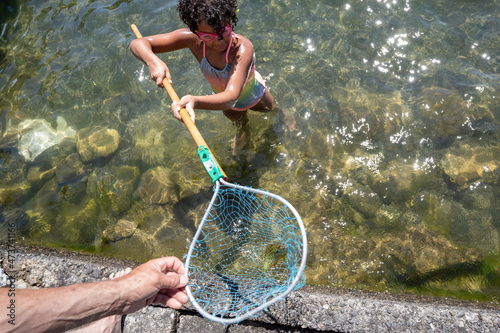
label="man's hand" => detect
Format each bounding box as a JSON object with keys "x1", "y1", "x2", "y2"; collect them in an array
[
  {"x1": 115, "y1": 257, "x2": 189, "y2": 314},
  {"x1": 1, "y1": 256, "x2": 189, "y2": 333}
]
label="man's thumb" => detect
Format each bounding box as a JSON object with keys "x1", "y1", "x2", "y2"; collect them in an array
[{"x1": 163, "y1": 274, "x2": 189, "y2": 288}]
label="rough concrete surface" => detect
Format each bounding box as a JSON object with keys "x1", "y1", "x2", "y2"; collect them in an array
[{"x1": 1, "y1": 243, "x2": 499, "y2": 332}]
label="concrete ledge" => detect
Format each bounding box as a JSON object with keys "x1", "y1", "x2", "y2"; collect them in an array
[{"x1": 1, "y1": 243, "x2": 499, "y2": 332}]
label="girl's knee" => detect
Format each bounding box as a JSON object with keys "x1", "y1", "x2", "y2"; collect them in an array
[{"x1": 223, "y1": 110, "x2": 248, "y2": 125}]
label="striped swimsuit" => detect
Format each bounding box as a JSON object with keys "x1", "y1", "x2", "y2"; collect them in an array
[{"x1": 199, "y1": 33, "x2": 266, "y2": 111}]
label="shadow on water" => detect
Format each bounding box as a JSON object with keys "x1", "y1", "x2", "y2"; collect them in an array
[
  {"x1": 173, "y1": 187, "x2": 214, "y2": 235},
  {"x1": 0, "y1": 0, "x2": 18, "y2": 22},
  {"x1": 0, "y1": 0, "x2": 18, "y2": 62},
  {"x1": 395, "y1": 261, "x2": 484, "y2": 288},
  {"x1": 0, "y1": 49, "x2": 6, "y2": 64}
]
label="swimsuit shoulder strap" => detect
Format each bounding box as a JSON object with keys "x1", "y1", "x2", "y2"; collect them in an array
[{"x1": 225, "y1": 33, "x2": 233, "y2": 63}]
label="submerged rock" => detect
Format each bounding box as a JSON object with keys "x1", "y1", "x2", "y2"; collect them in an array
[
  {"x1": 416, "y1": 87, "x2": 493, "y2": 140},
  {"x1": 345, "y1": 184, "x2": 382, "y2": 217},
  {"x1": 153, "y1": 219, "x2": 192, "y2": 243},
  {"x1": 130, "y1": 129, "x2": 168, "y2": 168},
  {"x1": 0, "y1": 182, "x2": 30, "y2": 206},
  {"x1": 371, "y1": 227, "x2": 483, "y2": 286},
  {"x1": 102, "y1": 219, "x2": 138, "y2": 243},
  {"x1": 122, "y1": 200, "x2": 193, "y2": 258},
  {"x1": 460, "y1": 183, "x2": 495, "y2": 210},
  {"x1": 27, "y1": 166, "x2": 56, "y2": 185},
  {"x1": 99, "y1": 229, "x2": 156, "y2": 263},
  {"x1": 26, "y1": 210, "x2": 52, "y2": 239},
  {"x1": 137, "y1": 166, "x2": 179, "y2": 205},
  {"x1": 77, "y1": 126, "x2": 121, "y2": 163},
  {"x1": 374, "y1": 204, "x2": 403, "y2": 230},
  {"x1": 440, "y1": 144, "x2": 499, "y2": 187},
  {"x1": 24, "y1": 177, "x2": 60, "y2": 214},
  {"x1": 413, "y1": 191, "x2": 455, "y2": 236},
  {"x1": 334, "y1": 89, "x2": 408, "y2": 145},
  {"x1": 59, "y1": 198, "x2": 99, "y2": 244},
  {"x1": 308, "y1": 222, "x2": 484, "y2": 290},
  {"x1": 58, "y1": 180, "x2": 87, "y2": 205},
  {"x1": 15, "y1": 116, "x2": 76, "y2": 161},
  {"x1": 127, "y1": 202, "x2": 174, "y2": 233},
  {"x1": 55, "y1": 153, "x2": 85, "y2": 184},
  {"x1": 87, "y1": 166, "x2": 140, "y2": 216},
  {"x1": 370, "y1": 160, "x2": 441, "y2": 204},
  {"x1": 450, "y1": 212, "x2": 500, "y2": 255}
]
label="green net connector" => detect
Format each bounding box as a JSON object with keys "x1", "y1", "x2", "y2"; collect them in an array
[{"x1": 197, "y1": 146, "x2": 224, "y2": 183}]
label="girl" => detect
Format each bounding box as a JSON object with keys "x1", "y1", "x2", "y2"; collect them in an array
[{"x1": 130, "y1": 0, "x2": 274, "y2": 154}]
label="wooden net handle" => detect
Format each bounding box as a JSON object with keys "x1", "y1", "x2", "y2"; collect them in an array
[{"x1": 131, "y1": 24, "x2": 227, "y2": 179}]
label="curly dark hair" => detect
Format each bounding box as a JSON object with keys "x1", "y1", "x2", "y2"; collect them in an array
[{"x1": 178, "y1": 0, "x2": 238, "y2": 38}]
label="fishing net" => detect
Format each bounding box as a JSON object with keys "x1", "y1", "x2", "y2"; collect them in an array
[
  {"x1": 185, "y1": 179, "x2": 307, "y2": 324},
  {"x1": 129, "y1": 22, "x2": 307, "y2": 326}
]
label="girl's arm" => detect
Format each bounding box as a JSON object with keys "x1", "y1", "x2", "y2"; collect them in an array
[
  {"x1": 173, "y1": 35, "x2": 255, "y2": 114},
  {"x1": 130, "y1": 29, "x2": 197, "y2": 87}
]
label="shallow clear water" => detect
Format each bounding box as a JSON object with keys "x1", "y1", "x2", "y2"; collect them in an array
[{"x1": 1, "y1": 0, "x2": 499, "y2": 303}]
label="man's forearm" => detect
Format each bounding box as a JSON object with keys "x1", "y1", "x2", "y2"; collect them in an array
[{"x1": 1, "y1": 279, "x2": 124, "y2": 333}]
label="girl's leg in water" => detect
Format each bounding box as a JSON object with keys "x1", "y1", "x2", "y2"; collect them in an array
[
  {"x1": 222, "y1": 109, "x2": 250, "y2": 157},
  {"x1": 223, "y1": 88, "x2": 296, "y2": 157}
]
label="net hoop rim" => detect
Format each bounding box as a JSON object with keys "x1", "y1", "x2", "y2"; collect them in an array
[{"x1": 184, "y1": 179, "x2": 308, "y2": 324}]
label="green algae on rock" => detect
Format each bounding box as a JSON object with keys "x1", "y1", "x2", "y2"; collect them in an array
[
  {"x1": 440, "y1": 144, "x2": 499, "y2": 187},
  {"x1": 77, "y1": 126, "x2": 121, "y2": 163},
  {"x1": 87, "y1": 166, "x2": 140, "y2": 217},
  {"x1": 102, "y1": 219, "x2": 138, "y2": 243},
  {"x1": 130, "y1": 128, "x2": 168, "y2": 169},
  {"x1": 59, "y1": 198, "x2": 99, "y2": 244},
  {"x1": 0, "y1": 182, "x2": 30, "y2": 207}
]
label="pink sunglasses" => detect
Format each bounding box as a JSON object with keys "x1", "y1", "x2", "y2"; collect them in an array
[{"x1": 196, "y1": 25, "x2": 232, "y2": 42}]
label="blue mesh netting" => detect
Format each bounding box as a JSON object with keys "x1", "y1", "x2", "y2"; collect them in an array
[{"x1": 186, "y1": 183, "x2": 306, "y2": 322}]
